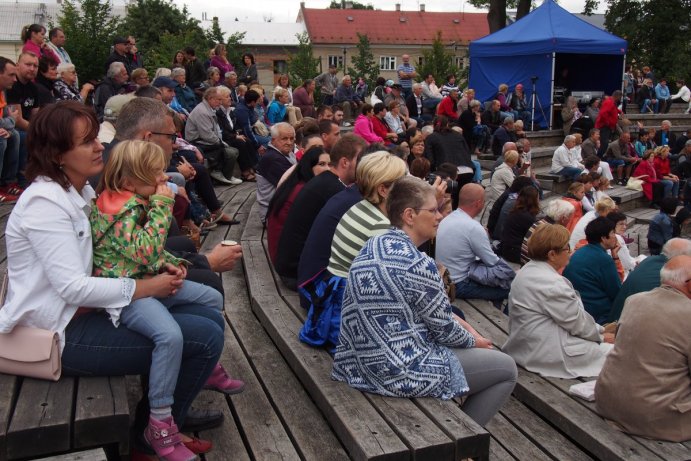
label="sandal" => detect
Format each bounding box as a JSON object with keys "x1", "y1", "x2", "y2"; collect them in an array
[{"x1": 209, "y1": 212, "x2": 240, "y2": 225}]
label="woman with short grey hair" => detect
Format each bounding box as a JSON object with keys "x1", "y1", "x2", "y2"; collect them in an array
[{"x1": 54, "y1": 62, "x2": 93, "y2": 102}]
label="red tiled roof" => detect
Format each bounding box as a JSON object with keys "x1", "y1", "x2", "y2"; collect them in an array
[{"x1": 299, "y1": 8, "x2": 489, "y2": 46}]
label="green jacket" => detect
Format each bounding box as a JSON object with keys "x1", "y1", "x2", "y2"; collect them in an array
[{"x1": 91, "y1": 191, "x2": 184, "y2": 279}]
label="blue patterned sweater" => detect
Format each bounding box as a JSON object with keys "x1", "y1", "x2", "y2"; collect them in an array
[{"x1": 332, "y1": 228, "x2": 475, "y2": 399}]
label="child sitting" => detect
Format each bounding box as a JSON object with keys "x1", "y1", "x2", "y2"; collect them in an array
[{"x1": 91, "y1": 140, "x2": 244, "y2": 460}]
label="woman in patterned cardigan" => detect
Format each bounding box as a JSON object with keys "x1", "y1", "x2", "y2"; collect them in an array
[{"x1": 332, "y1": 176, "x2": 517, "y2": 426}]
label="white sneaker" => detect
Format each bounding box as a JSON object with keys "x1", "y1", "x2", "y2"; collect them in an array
[
  {"x1": 210, "y1": 171, "x2": 234, "y2": 185},
  {"x1": 229, "y1": 176, "x2": 243, "y2": 185}
]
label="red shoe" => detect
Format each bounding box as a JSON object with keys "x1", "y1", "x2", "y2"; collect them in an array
[
  {"x1": 0, "y1": 192, "x2": 18, "y2": 204},
  {"x1": 5, "y1": 184, "x2": 24, "y2": 196},
  {"x1": 143, "y1": 416, "x2": 197, "y2": 461},
  {"x1": 203, "y1": 363, "x2": 245, "y2": 395},
  {"x1": 184, "y1": 437, "x2": 213, "y2": 454}
]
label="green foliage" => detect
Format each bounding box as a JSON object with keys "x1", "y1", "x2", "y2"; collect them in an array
[
  {"x1": 208, "y1": 17, "x2": 224, "y2": 45},
  {"x1": 605, "y1": 0, "x2": 691, "y2": 81},
  {"x1": 286, "y1": 32, "x2": 320, "y2": 89},
  {"x1": 468, "y1": 0, "x2": 532, "y2": 31},
  {"x1": 56, "y1": 0, "x2": 121, "y2": 82},
  {"x1": 118, "y1": 0, "x2": 211, "y2": 73},
  {"x1": 346, "y1": 33, "x2": 379, "y2": 91},
  {"x1": 226, "y1": 31, "x2": 247, "y2": 73},
  {"x1": 328, "y1": 0, "x2": 374, "y2": 9},
  {"x1": 417, "y1": 32, "x2": 461, "y2": 86}
]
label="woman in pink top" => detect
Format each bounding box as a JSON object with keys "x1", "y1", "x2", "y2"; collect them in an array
[
  {"x1": 21, "y1": 24, "x2": 60, "y2": 63},
  {"x1": 353, "y1": 104, "x2": 384, "y2": 144},
  {"x1": 209, "y1": 43, "x2": 233, "y2": 77}
]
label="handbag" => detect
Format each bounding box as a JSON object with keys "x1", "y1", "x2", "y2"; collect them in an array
[
  {"x1": 0, "y1": 272, "x2": 62, "y2": 381},
  {"x1": 625, "y1": 176, "x2": 645, "y2": 191}
]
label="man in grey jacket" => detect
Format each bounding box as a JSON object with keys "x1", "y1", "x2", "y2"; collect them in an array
[{"x1": 185, "y1": 86, "x2": 241, "y2": 185}]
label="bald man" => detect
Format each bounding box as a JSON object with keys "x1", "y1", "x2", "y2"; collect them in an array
[
  {"x1": 609, "y1": 238, "x2": 691, "y2": 322},
  {"x1": 436, "y1": 184, "x2": 513, "y2": 310},
  {"x1": 595, "y1": 255, "x2": 691, "y2": 442}
]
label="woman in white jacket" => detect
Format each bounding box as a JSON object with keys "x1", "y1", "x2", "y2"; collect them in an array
[{"x1": 503, "y1": 223, "x2": 614, "y2": 379}]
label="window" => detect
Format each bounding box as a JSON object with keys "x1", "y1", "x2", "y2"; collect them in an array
[
  {"x1": 418, "y1": 56, "x2": 425, "y2": 67},
  {"x1": 273, "y1": 60, "x2": 287, "y2": 74},
  {"x1": 328, "y1": 55, "x2": 343, "y2": 69},
  {"x1": 455, "y1": 56, "x2": 469, "y2": 69},
  {"x1": 379, "y1": 56, "x2": 397, "y2": 71}
]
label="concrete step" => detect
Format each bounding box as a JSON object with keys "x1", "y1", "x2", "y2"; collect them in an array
[
  {"x1": 627, "y1": 113, "x2": 691, "y2": 126},
  {"x1": 526, "y1": 129, "x2": 564, "y2": 147}
]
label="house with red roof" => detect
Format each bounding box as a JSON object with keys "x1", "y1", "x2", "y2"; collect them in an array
[{"x1": 297, "y1": 2, "x2": 488, "y2": 83}]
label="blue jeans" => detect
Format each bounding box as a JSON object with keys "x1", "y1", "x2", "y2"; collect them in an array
[
  {"x1": 423, "y1": 97, "x2": 443, "y2": 109},
  {"x1": 659, "y1": 179, "x2": 679, "y2": 198},
  {"x1": 119, "y1": 280, "x2": 223, "y2": 408},
  {"x1": 62, "y1": 287, "x2": 224, "y2": 425},
  {"x1": 472, "y1": 160, "x2": 483, "y2": 183},
  {"x1": 0, "y1": 129, "x2": 20, "y2": 185},
  {"x1": 455, "y1": 279, "x2": 510, "y2": 302},
  {"x1": 640, "y1": 99, "x2": 659, "y2": 114},
  {"x1": 557, "y1": 166, "x2": 584, "y2": 180}
]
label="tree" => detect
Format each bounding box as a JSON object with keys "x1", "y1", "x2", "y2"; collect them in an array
[
  {"x1": 226, "y1": 31, "x2": 247, "y2": 73},
  {"x1": 417, "y1": 32, "x2": 461, "y2": 87},
  {"x1": 346, "y1": 33, "x2": 379, "y2": 92},
  {"x1": 328, "y1": 0, "x2": 374, "y2": 9},
  {"x1": 605, "y1": 0, "x2": 691, "y2": 81},
  {"x1": 468, "y1": 0, "x2": 532, "y2": 33},
  {"x1": 119, "y1": 0, "x2": 209, "y2": 58},
  {"x1": 207, "y1": 17, "x2": 224, "y2": 44},
  {"x1": 286, "y1": 32, "x2": 320, "y2": 89},
  {"x1": 57, "y1": 0, "x2": 121, "y2": 82}
]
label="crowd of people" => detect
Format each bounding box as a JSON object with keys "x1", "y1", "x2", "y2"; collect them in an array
[{"x1": 0, "y1": 24, "x2": 690, "y2": 460}]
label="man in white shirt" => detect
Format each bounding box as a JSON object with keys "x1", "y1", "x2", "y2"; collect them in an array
[
  {"x1": 550, "y1": 135, "x2": 584, "y2": 180},
  {"x1": 46, "y1": 27, "x2": 72, "y2": 65}
]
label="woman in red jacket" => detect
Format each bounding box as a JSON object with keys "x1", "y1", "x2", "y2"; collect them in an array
[
  {"x1": 633, "y1": 150, "x2": 665, "y2": 207},
  {"x1": 652, "y1": 146, "x2": 680, "y2": 199}
]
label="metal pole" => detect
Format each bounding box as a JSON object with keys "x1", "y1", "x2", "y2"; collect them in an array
[{"x1": 550, "y1": 52, "x2": 555, "y2": 130}]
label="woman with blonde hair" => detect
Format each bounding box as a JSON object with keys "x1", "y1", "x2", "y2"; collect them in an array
[
  {"x1": 210, "y1": 43, "x2": 233, "y2": 76},
  {"x1": 504, "y1": 223, "x2": 614, "y2": 378},
  {"x1": 561, "y1": 96, "x2": 582, "y2": 134}
]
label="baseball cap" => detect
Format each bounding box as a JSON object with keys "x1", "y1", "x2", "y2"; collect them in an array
[
  {"x1": 103, "y1": 94, "x2": 135, "y2": 121},
  {"x1": 152, "y1": 76, "x2": 179, "y2": 89},
  {"x1": 113, "y1": 36, "x2": 129, "y2": 45}
]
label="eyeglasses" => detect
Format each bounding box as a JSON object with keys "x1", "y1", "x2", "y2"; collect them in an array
[
  {"x1": 151, "y1": 132, "x2": 177, "y2": 143},
  {"x1": 553, "y1": 245, "x2": 570, "y2": 253},
  {"x1": 415, "y1": 207, "x2": 441, "y2": 214}
]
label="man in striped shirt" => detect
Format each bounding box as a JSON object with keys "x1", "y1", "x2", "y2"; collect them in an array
[{"x1": 397, "y1": 55, "x2": 417, "y2": 100}]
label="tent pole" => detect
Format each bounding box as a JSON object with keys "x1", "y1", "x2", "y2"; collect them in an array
[
  {"x1": 621, "y1": 53, "x2": 627, "y2": 94},
  {"x1": 550, "y1": 52, "x2": 555, "y2": 130}
]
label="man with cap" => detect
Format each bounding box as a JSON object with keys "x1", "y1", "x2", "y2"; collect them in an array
[
  {"x1": 98, "y1": 93, "x2": 135, "y2": 144},
  {"x1": 104, "y1": 36, "x2": 132, "y2": 76},
  {"x1": 94, "y1": 61, "x2": 128, "y2": 122},
  {"x1": 152, "y1": 76, "x2": 188, "y2": 120},
  {"x1": 384, "y1": 83, "x2": 416, "y2": 128}
]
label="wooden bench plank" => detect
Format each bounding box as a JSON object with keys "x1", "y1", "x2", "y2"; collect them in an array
[
  {"x1": 0, "y1": 374, "x2": 19, "y2": 461},
  {"x1": 485, "y1": 412, "x2": 553, "y2": 461},
  {"x1": 7, "y1": 378, "x2": 75, "y2": 459},
  {"x1": 204, "y1": 327, "x2": 297, "y2": 460},
  {"x1": 242, "y1": 241, "x2": 410, "y2": 461},
  {"x1": 73, "y1": 377, "x2": 129, "y2": 457},
  {"x1": 222, "y1": 245, "x2": 350, "y2": 460},
  {"x1": 365, "y1": 394, "x2": 455, "y2": 461}
]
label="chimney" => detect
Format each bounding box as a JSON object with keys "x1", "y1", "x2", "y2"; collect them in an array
[
  {"x1": 300, "y1": 1, "x2": 305, "y2": 8},
  {"x1": 420, "y1": 3, "x2": 425, "y2": 11},
  {"x1": 395, "y1": 3, "x2": 400, "y2": 11}
]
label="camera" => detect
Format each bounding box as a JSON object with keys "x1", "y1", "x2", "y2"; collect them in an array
[
  {"x1": 426, "y1": 174, "x2": 459, "y2": 197},
  {"x1": 530, "y1": 75, "x2": 538, "y2": 83}
]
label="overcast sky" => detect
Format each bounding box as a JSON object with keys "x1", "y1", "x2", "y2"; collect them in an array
[{"x1": 168, "y1": 0, "x2": 605, "y2": 24}]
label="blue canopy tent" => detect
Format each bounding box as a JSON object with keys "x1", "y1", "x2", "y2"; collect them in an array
[{"x1": 469, "y1": 0, "x2": 627, "y2": 129}]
